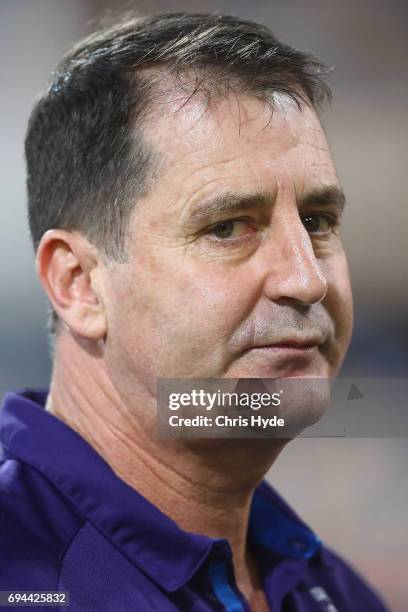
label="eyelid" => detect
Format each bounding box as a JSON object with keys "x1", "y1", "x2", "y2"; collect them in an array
[
  {"x1": 203, "y1": 216, "x2": 256, "y2": 238},
  {"x1": 302, "y1": 208, "x2": 342, "y2": 222},
  {"x1": 302, "y1": 212, "x2": 340, "y2": 236},
  {"x1": 203, "y1": 217, "x2": 259, "y2": 245},
  {"x1": 201, "y1": 211, "x2": 341, "y2": 245},
  {"x1": 206, "y1": 215, "x2": 254, "y2": 230}
]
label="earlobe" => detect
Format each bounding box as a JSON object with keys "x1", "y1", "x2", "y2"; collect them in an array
[{"x1": 36, "y1": 229, "x2": 107, "y2": 340}]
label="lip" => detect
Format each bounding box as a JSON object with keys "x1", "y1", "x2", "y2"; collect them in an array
[
  {"x1": 252, "y1": 345, "x2": 317, "y2": 355},
  {"x1": 251, "y1": 338, "x2": 323, "y2": 351}
]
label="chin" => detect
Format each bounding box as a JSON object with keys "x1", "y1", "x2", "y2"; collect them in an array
[
  {"x1": 228, "y1": 346, "x2": 333, "y2": 380},
  {"x1": 227, "y1": 363, "x2": 332, "y2": 380}
]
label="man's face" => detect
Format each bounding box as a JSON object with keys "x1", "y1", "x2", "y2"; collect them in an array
[{"x1": 102, "y1": 94, "x2": 353, "y2": 398}]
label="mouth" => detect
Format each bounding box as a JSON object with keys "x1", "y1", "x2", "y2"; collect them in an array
[
  {"x1": 234, "y1": 335, "x2": 330, "y2": 379},
  {"x1": 248, "y1": 338, "x2": 324, "y2": 352}
]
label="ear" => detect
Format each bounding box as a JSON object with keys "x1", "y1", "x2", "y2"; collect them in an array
[{"x1": 36, "y1": 229, "x2": 107, "y2": 340}]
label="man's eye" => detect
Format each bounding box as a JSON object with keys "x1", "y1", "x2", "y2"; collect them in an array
[
  {"x1": 208, "y1": 219, "x2": 253, "y2": 240},
  {"x1": 302, "y1": 214, "x2": 334, "y2": 235}
]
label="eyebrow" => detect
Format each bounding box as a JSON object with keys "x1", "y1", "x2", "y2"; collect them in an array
[
  {"x1": 299, "y1": 185, "x2": 346, "y2": 213},
  {"x1": 185, "y1": 184, "x2": 346, "y2": 227},
  {"x1": 185, "y1": 191, "x2": 273, "y2": 227}
]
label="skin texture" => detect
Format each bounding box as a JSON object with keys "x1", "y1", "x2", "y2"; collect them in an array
[{"x1": 37, "y1": 93, "x2": 353, "y2": 608}]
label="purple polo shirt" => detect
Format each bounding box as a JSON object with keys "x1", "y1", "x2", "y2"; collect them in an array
[{"x1": 0, "y1": 389, "x2": 388, "y2": 611}]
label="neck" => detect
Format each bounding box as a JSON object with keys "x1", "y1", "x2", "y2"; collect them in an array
[{"x1": 46, "y1": 330, "x2": 286, "y2": 600}]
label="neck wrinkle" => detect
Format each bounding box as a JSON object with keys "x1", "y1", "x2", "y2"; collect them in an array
[{"x1": 46, "y1": 328, "x2": 285, "y2": 605}]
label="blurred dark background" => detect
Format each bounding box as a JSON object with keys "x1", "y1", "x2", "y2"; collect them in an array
[{"x1": 1, "y1": 1, "x2": 407, "y2": 609}]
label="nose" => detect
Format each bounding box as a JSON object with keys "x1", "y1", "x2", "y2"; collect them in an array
[{"x1": 261, "y1": 215, "x2": 328, "y2": 306}]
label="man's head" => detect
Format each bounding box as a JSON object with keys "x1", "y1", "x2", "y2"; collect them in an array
[{"x1": 27, "y1": 13, "x2": 353, "y2": 407}]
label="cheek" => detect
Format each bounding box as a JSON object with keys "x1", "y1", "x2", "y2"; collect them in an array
[
  {"x1": 324, "y1": 255, "x2": 354, "y2": 352},
  {"x1": 164, "y1": 265, "x2": 255, "y2": 343},
  {"x1": 109, "y1": 252, "x2": 258, "y2": 377},
  {"x1": 160, "y1": 264, "x2": 261, "y2": 376}
]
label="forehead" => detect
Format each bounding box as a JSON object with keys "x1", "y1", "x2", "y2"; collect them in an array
[{"x1": 142, "y1": 93, "x2": 338, "y2": 211}]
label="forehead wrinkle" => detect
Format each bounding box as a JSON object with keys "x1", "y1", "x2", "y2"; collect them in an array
[
  {"x1": 175, "y1": 161, "x2": 268, "y2": 217},
  {"x1": 146, "y1": 98, "x2": 302, "y2": 180},
  {"x1": 144, "y1": 96, "x2": 338, "y2": 226},
  {"x1": 175, "y1": 151, "x2": 255, "y2": 183},
  {"x1": 161, "y1": 152, "x2": 270, "y2": 222}
]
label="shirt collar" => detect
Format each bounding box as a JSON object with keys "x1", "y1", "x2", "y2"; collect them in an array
[{"x1": 0, "y1": 389, "x2": 325, "y2": 591}]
